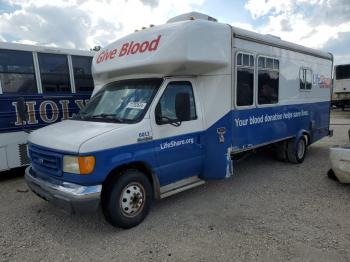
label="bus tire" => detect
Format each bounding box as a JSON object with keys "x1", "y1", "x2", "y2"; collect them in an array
[
  {"x1": 287, "y1": 136, "x2": 307, "y2": 164},
  {"x1": 275, "y1": 141, "x2": 288, "y2": 162},
  {"x1": 102, "y1": 169, "x2": 153, "y2": 229}
]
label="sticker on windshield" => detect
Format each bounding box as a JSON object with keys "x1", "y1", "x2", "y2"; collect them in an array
[{"x1": 126, "y1": 102, "x2": 147, "y2": 110}]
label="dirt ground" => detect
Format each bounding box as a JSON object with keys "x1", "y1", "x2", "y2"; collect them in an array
[{"x1": 0, "y1": 110, "x2": 349, "y2": 262}]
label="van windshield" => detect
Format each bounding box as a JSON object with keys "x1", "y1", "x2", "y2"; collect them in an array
[{"x1": 77, "y1": 78, "x2": 162, "y2": 123}]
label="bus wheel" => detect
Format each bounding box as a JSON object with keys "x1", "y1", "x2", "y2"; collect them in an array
[
  {"x1": 102, "y1": 169, "x2": 153, "y2": 229},
  {"x1": 275, "y1": 141, "x2": 288, "y2": 162},
  {"x1": 287, "y1": 136, "x2": 307, "y2": 164}
]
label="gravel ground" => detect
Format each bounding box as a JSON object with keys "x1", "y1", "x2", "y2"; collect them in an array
[{"x1": 0, "y1": 110, "x2": 349, "y2": 262}]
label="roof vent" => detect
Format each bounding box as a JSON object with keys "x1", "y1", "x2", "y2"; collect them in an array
[{"x1": 167, "y1": 12, "x2": 218, "y2": 23}]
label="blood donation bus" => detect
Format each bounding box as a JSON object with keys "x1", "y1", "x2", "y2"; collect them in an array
[
  {"x1": 0, "y1": 42, "x2": 94, "y2": 172},
  {"x1": 24, "y1": 12, "x2": 333, "y2": 228}
]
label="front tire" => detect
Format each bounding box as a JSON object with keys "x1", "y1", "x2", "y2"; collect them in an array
[{"x1": 102, "y1": 169, "x2": 153, "y2": 229}]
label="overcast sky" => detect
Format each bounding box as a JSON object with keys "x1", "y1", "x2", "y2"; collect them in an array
[{"x1": 0, "y1": 0, "x2": 349, "y2": 65}]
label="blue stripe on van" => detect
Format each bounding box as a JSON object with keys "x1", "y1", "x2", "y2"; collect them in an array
[
  {"x1": 231, "y1": 101, "x2": 330, "y2": 150},
  {"x1": 29, "y1": 101, "x2": 330, "y2": 187}
]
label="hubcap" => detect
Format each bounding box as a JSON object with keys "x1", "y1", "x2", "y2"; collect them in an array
[
  {"x1": 297, "y1": 139, "x2": 306, "y2": 159},
  {"x1": 120, "y1": 182, "x2": 145, "y2": 218}
]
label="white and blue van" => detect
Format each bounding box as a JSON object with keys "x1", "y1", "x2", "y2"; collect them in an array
[{"x1": 25, "y1": 12, "x2": 333, "y2": 228}]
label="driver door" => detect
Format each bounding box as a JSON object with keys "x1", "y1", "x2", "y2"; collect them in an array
[{"x1": 150, "y1": 79, "x2": 204, "y2": 186}]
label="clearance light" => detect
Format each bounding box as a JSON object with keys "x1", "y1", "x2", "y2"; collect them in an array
[{"x1": 63, "y1": 156, "x2": 95, "y2": 175}]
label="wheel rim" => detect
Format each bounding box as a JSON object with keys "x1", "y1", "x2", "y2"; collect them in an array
[
  {"x1": 120, "y1": 182, "x2": 145, "y2": 218},
  {"x1": 297, "y1": 139, "x2": 306, "y2": 159}
]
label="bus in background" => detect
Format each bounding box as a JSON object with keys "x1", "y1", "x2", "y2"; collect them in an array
[
  {"x1": 0, "y1": 42, "x2": 94, "y2": 172},
  {"x1": 332, "y1": 64, "x2": 350, "y2": 109}
]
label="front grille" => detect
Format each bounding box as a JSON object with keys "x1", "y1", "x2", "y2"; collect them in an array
[
  {"x1": 29, "y1": 145, "x2": 62, "y2": 176},
  {"x1": 18, "y1": 144, "x2": 30, "y2": 166}
]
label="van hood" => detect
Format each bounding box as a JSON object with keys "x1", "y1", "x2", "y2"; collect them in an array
[{"x1": 28, "y1": 120, "x2": 126, "y2": 153}]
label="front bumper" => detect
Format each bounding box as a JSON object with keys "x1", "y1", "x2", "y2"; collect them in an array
[
  {"x1": 330, "y1": 147, "x2": 350, "y2": 183},
  {"x1": 25, "y1": 166, "x2": 102, "y2": 214}
]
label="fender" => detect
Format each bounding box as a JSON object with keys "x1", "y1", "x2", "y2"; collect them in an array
[
  {"x1": 104, "y1": 159, "x2": 161, "y2": 200},
  {"x1": 295, "y1": 129, "x2": 310, "y2": 147},
  {"x1": 71, "y1": 138, "x2": 160, "y2": 186}
]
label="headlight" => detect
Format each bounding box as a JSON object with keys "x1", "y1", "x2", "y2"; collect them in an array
[
  {"x1": 63, "y1": 155, "x2": 95, "y2": 175},
  {"x1": 26, "y1": 144, "x2": 30, "y2": 159}
]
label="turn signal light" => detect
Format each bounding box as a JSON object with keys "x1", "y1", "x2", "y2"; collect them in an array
[{"x1": 78, "y1": 156, "x2": 95, "y2": 175}]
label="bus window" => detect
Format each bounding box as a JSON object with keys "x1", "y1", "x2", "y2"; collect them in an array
[
  {"x1": 299, "y1": 68, "x2": 312, "y2": 90},
  {"x1": 236, "y1": 53, "x2": 254, "y2": 107},
  {"x1": 305, "y1": 69, "x2": 312, "y2": 90},
  {"x1": 0, "y1": 49, "x2": 37, "y2": 93},
  {"x1": 258, "y1": 56, "x2": 279, "y2": 105},
  {"x1": 38, "y1": 53, "x2": 71, "y2": 93},
  {"x1": 72, "y1": 56, "x2": 94, "y2": 92}
]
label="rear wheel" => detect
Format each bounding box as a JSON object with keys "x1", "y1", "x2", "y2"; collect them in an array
[
  {"x1": 287, "y1": 136, "x2": 307, "y2": 164},
  {"x1": 275, "y1": 141, "x2": 288, "y2": 162},
  {"x1": 102, "y1": 169, "x2": 153, "y2": 229}
]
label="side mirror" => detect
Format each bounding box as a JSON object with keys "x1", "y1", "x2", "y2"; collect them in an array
[
  {"x1": 17, "y1": 97, "x2": 28, "y2": 124},
  {"x1": 155, "y1": 104, "x2": 180, "y2": 126},
  {"x1": 175, "y1": 92, "x2": 191, "y2": 122}
]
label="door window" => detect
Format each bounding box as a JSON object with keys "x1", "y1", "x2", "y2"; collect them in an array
[{"x1": 156, "y1": 81, "x2": 197, "y2": 125}]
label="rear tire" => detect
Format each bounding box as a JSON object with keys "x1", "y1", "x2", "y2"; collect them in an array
[
  {"x1": 275, "y1": 141, "x2": 288, "y2": 162},
  {"x1": 102, "y1": 169, "x2": 153, "y2": 229},
  {"x1": 287, "y1": 136, "x2": 307, "y2": 164}
]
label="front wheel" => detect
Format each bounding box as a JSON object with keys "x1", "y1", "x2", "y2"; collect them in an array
[{"x1": 102, "y1": 169, "x2": 153, "y2": 229}]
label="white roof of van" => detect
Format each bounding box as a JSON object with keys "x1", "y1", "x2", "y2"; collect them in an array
[
  {"x1": 167, "y1": 12, "x2": 332, "y2": 61},
  {"x1": 92, "y1": 19, "x2": 232, "y2": 86},
  {"x1": 231, "y1": 26, "x2": 332, "y2": 61},
  {"x1": 168, "y1": 12, "x2": 332, "y2": 60},
  {"x1": 92, "y1": 12, "x2": 333, "y2": 88}
]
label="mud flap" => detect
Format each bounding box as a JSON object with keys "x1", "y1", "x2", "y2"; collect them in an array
[{"x1": 226, "y1": 147, "x2": 234, "y2": 178}]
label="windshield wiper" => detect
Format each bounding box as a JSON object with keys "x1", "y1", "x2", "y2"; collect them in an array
[
  {"x1": 91, "y1": 114, "x2": 124, "y2": 123},
  {"x1": 92, "y1": 114, "x2": 116, "y2": 118}
]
